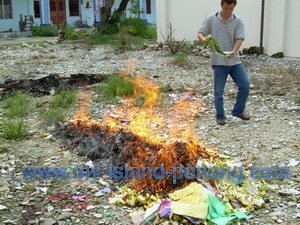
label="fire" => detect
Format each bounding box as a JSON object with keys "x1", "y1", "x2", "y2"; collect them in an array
[{"x1": 69, "y1": 62, "x2": 220, "y2": 192}]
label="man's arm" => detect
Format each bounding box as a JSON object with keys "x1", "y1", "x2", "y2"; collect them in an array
[
  {"x1": 232, "y1": 38, "x2": 243, "y2": 53},
  {"x1": 228, "y1": 38, "x2": 243, "y2": 58}
]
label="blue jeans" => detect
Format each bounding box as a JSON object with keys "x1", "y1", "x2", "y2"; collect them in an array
[{"x1": 212, "y1": 64, "x2": 250, "y2": 119}]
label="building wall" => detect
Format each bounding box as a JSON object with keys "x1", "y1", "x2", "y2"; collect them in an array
[
  {"x1": 0, "y1": 0, "x2": 95, "y2": 31},
  {"x1": 263, "y1": 0, "x2": 286, "y2": 56},
  {"x1": 48, "y1": 0, "x2": 94, "y2": 27},
  {"x1": 0, "y1": 0, "x2": 36, "y2": 32},
  {"x1": 65, "y1": 0, "x2": 80, "y2": 27},
  {"x1": 280, "y1": 0, "x2": 299, "y2": 58},
  {"x1": 78, "y1": 0, "x2": 94, "y2": 26},
  {"x1": 145, "y1": 0, "x2": 156, "y2": 24},
  {"x1": 156, "y1": 0, "x2": 300, "y2": 58}
]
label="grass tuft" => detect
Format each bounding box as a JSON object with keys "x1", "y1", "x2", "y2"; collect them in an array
[
  {"x1": 171, "y1": 52, "x2": 188, "y2": 66},
  {"x1": 0, "y1": 119, "x2": 28, "y2": 140},
  {"x1": 160, "y1": 83, "x2": 173, "y2": 93},
  {"x1": 2, "y1": 92, "x2": 31, "y2": 118},
  {"x1": 50, "y1": 90, "x2": 77, "y2": 108},
  {"x1": 134, "y1": 96, "x2": 146, "y2": 107},
  {"x1": 0, "y1": 145, "x2": 9, "y2": 154},
  {"x1": 41, "y1": 108, "x2": 68, "y2": 125},
  {"x1": 94, "y1": 74, "x2": 133, "y2": 102},
  {"x1": 294, "y1": 96, "x2": 300, "y2": 105}
]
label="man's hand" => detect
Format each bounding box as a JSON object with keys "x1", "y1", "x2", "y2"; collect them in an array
[
  {"x1": 227, "y1": 51, "x2": 236, "y2": 59},
  {"x1": 198, "y1": 33, "x2": 207, "y2": 43}
]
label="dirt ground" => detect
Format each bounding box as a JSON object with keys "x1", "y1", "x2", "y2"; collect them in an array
[{"x1": 0, "y1": 38, "x2": 299, "y2": 225}]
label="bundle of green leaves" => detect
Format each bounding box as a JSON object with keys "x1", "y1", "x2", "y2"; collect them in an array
[{"x1": 203, "y1": 36, "x2": 226, "y2": 55}]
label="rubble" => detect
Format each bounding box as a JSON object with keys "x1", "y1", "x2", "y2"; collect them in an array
[{"x1": 0, "y1": 40, "x2": 299, "y2": 224}]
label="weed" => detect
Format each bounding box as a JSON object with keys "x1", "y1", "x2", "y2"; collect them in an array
[
  {"x1": 32, "y1": 25, "x2": 58, "y2": 37},
  {"x1": 161, "y1": 23, "x2": 187, "y2": 54},
  {"x1": 0, "y1": 145, "x2": 9, "y2": 154},
  {"x1": 171, "y1": 52, "x2": 188, "y2": 66},
  {"x1": 62, "y1": 27, "x2": 94, "y2": 41},
  {"x1": 2, "y1": 92, "x2": 31, "y2": 118},
  {"x1": 37, "y1": 42, "x2": 49, "y2": 48},
  {"x1": 134, "y1": 96, "x2": 145, "y2": 107},
  {"x1": 35, "y1": 99, "x2": 45, "y2": 108},
  {"x1": 0, "y1": 119, "x2": 28, "y2": 140},
  {"x1": 144, "y1": 26, "x2": 157, "y2": 40},
  {"x1": 116, "y1": 25, "x2": 131, "y2": 51},
  {"x1": 88, "y1": 19, "x2": 156, "y2": 47},
  {"x1": 50, "y1": 90, "x2": 77, "y2": 108},
  {"x1": 119, "y1": 18, "x2": 156, "y2": 39},
  {"x1": 94, "y1": 74, "x2": 133, "y2": 102},
  {"x1": 294, "y1": 96, "x2": 300, "y2": 105},
  {"x1": 160, "y1": 83, "x2": 173, "y2": 93},
  {"x1": 41, "y1": 108, "x2": 68, "y2": 125},
  {"x1": 88, "y1": 32, "x2": 119, "y2": 45},
  {"x1": 63, "y1": 27, "x2": 80, "y2": 40},
  {"x1": 271, "y1": 52, "x2": 284, "y2": 58}
]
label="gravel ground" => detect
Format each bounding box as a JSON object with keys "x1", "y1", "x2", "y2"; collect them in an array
[{"x1": 0, "y1": 38, "x2": 299, "y2": 225}]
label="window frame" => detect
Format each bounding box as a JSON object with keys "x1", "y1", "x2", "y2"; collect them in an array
[
  {"x1": 146, "y1": 0, "x2": 151, "y2": 14},
  {"x1": 69, "y1": 0, "x2": 80, "y2": 17},
  {"x1": 34, "y1": 0, "x2": 40, "y2": 18}
]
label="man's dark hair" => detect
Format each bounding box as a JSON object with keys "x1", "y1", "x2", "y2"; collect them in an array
[{"x1": 221, "y1": 0, "x2": 237, "y2": 6}]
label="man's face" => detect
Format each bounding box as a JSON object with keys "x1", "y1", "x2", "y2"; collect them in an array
[{"x1": 221, "y1": 3, "x2": 236, "y2": 17}]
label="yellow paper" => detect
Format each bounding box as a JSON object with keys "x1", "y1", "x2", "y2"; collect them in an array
[{"x1": 169, "y1": 182, "x2": 210, "y2": 219}]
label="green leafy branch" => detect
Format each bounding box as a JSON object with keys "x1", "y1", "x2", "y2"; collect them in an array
[{"x1": 203, "y1": 35, "x2": 226, "y2": 55}]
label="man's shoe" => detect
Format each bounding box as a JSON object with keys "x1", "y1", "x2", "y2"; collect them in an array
[
  {"x1": 234, "y1": 113, "x2": 251, "y2": 120},
  {"x1": 217, "y1": 118, "x2": 226, "y2": 125}
]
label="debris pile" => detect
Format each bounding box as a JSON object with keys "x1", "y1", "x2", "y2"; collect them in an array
[{"x1": 55, "y1": 66, "x2": 268, "y2": 224}]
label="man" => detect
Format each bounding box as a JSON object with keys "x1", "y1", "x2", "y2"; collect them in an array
[{"x1": 198, "y1": 0, "x2": 250, "y2": 125}]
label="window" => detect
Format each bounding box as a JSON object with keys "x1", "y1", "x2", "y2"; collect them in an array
[
  {"x1": 69, "y1": 0, "x2": 79, "y2": 16},
  {"x1": 0, "y1": 0, "x2": 12, "y2": 19},
  {"x1": 34, "y1": 0, "x2": 40, "y2": 18},
  {"x1": 146, "y1": 0, "x2": 151, "y2": 14}
]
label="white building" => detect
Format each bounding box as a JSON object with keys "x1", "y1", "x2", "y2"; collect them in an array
[
  {"x1": 0, "y1": 0, "x2": 156, "y2": 32},
  {"x1": 156, "y1": 0, "x2": 300, "y2": 58},
  {"x1": 0, "y1": 0, "x2": 97, "y2": 31}
]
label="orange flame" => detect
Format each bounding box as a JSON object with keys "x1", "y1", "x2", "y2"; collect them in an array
[{"x1": 70, "y1": 62, "x2": 220, "y2": 192}]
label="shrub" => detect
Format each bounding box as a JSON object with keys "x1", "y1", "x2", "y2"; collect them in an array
[
  {"x1": 89, "y1": 19, "x2": 156, "y2": 47},
  {"x1": 143, "y1": 25, "x2": 157, "y2": 39},
  {"x1": 32, "y1": 25, "x2": 58, "y2": 37},
  {"x1": 63, "y1": 27, "x2": 80, "y2": 40},
  {"x1": 119, "y1": 18, "x2": 148, "y2": 37},
  {"x1": 97, "y1": 24, "x2": 119, "y2": 35},
  {"x1": 271, "y1": 52, "x2": 284, "y2": 58},
  {"x1": 162, "y1": 23, "x2": 187, "y2": 54}
]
